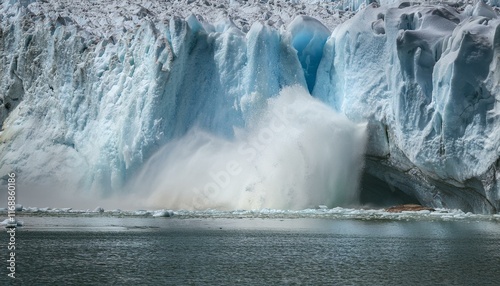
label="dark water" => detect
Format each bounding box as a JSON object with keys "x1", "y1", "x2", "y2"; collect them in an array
[{"x1": 1, "y1": 217, "x2": 499, "y2": 285}]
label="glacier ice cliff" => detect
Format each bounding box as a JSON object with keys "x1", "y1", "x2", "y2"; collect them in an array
[
  {"x1": 314, "y1": 1, "x2": 500, "y2": 213},
  {"x1": 0, "y1": 0, "x2": 366, "y2": 210},
  {"x1": 0, "y1": 0, "x2": 499, "y2": 213}
]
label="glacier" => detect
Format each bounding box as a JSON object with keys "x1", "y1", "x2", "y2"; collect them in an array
[
  {"x1": 0, "y1": 0, "x2": 499, "y2": 213},
  {"x1": 314, "y1": 1, "x2": 500, "y2": 213}
]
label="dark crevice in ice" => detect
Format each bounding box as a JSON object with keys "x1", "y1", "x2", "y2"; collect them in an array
[{"x1": 359, "y1": 171, "x2": 420, "y2": 208}]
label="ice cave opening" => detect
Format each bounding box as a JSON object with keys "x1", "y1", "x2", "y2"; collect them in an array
[{"x1": 358, "y1": 172, "x2": 420, "y2": 208}]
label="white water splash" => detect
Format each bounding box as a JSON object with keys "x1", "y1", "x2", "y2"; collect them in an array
[{"x1": 130, "y1": 86, "x2": 367, "y2": 210}]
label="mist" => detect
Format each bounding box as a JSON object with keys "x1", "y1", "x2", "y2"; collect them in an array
[{"x1": 128, "y1": 86, "x2": 367, "y2": 210}]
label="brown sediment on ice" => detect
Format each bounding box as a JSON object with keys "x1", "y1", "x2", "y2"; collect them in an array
[{"x1": 385, "y1": 204, "x2": 435, "y2": 213}]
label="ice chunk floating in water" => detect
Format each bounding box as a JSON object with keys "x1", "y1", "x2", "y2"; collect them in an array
[{"x1": 130, "y1": 86, "x2": 366, "y2": 210}]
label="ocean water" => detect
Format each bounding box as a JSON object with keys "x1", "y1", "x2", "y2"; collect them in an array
[{"x1": 1, "y1": 216, "x2": 500, "y2": 285}]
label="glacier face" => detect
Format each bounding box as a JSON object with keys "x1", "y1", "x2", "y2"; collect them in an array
[
  {"x1": 0, "y1": 0, "x2": 366, "y2": 210},
  {"x1": 1, "y1": 0, "x2": 500, "y2": 213},
  {"x1": 314, "y1": 2, "x2": 500, "y2": 213}
]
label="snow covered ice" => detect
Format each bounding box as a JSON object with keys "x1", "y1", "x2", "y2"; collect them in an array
[{"x1": 0, "y1": 0, "x2": 500, "y2": 214}]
